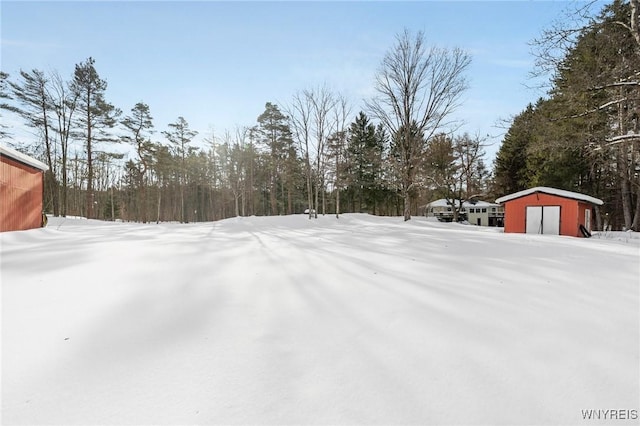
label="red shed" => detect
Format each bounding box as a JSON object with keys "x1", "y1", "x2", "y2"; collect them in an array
[
  {"x1": 1, "y1": 145, "x2": 49, "y2": 232},
  {"x1": 495, "y1": 187, "x2": 603, "y2": 237}
]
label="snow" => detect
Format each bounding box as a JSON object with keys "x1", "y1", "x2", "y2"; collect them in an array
[
  {"x1": 1, "y1": 214, "x2": 638, "y2": 425},
  {"x1": 495, "y1": 186, "x2": 604, "y2": 206},
  {"x1": 0, "y1": 144, "x2": 49, "y2": 171}
]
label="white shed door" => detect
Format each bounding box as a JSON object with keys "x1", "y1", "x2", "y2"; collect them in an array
[
  {"x1": 585, "y1": 209, "x2": 591, "y2": 232},
  {"x1": 542, "y1": 206, "x2": 560, "y2": 235},
  {"x1": 526, "y1": 206, "x2": 560, "y2": 235},
  {"x1": 526, "y1": 206, "x2": 543, "y2": 234}
]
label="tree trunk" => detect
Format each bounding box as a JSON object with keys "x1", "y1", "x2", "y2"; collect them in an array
[
  {"x1": 86, "y1": 136, "x2": 94, "y2": 217},
  {"x1": 631, "y1": 187, "x2": 640, "y2": 231},
  {"x1": 110, "y1": 185, "x2": 115, "y2": 220},
  {"x1": 139, "y1": 172, "x2": 147, "y2": 223},
  {"x1": 314, "y1": 181, "x2": 319, "y2": 219},
  {"x1": 322, "y1": 179, "x2": 326, "y2": 215},
  {"x1": 156, "y1": 186, "x2": 161, "y2": 224},
  {"x1": 617, "y1": 144, "x2": 633, "y2": 229},
  {"x1": 594, "y1": 205, "x2": 603, "y2": 231},
  {"x1": 403, "y1": 166, "x2": 413, "y2": 221},
  {"x1": 307, "y1": 170, "x2": 313, "y2": 219},
  {"x1": 403, "y1": 190, "x2": 411, "y2": 221},
  {"x1": 44, "y1": 171, "x2": 59, "y2": 216},
  {"x1": 61, "y1": 150, "x2": 68, "y2": 217},
  {"x1": 270, "y1": 173, "x2": 278, "y2": 215}
]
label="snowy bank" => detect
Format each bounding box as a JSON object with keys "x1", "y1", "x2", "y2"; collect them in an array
[{"x1": 1, "y1": 214, "x2": 638, "y2": 425}]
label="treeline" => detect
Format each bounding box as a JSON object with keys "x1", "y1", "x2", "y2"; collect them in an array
[
  {"x1": 494, "y1": 0, "x2": 640, "y2": 231},
  {"x1": 2, "y1": 1, "x2": 638, "y2": 230},
  {"x1": 0, "y1": 60, "x2": 458, "y2": 222},
  {"x1": 0, "y1": 30, "x2": 486, "y2": 223}
]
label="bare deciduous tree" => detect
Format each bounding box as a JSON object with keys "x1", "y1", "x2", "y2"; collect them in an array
[
  {"x1": 49, "y1": 70, "x2": 78, "y2": 217},
  {"x1": 287, "y1": 91, "x2": 315, "y2": 219},
  {"x1": 366, "y1": 29, "x2": 471, "y2": 220},
  {"x1": 331, "y1": 94, "x2": 351, "y2": 218},
  {"x1": 306, "y1": 85, "x2": 338, "y2": 217}
]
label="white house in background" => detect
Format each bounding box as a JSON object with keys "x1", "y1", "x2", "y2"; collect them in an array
[
  {"x1": 423, "y1": 198, "x2": 504, "y2": 227},
  {"x1": 466, "y1": 200, "x2": 504, "y2": 227},
  {"x1": 423, "y1": 199, "x2": 464, "y2": 221}
]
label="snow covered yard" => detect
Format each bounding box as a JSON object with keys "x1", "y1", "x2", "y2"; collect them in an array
[{"x1": 1, "y1": 214, "x2": 638, "y2": 425}]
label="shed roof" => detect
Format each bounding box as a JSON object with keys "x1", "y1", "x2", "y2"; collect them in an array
[
  {"x1": 465, "y1": 200, "x2": 499, "y2": 208},
  {"x1": 425, "y1": 198, "x2": 500, "y2": 208},
  {"x1": 0, "y1": 144, "x2": 49, "y2": 171},
  {"x1": 495, "y1": 186, "x2": 603, "y2": 206}
]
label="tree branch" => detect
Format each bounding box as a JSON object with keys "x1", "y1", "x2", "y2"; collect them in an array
[
  {"x1": 551, "y1": 98, "x2": 628, "y2": 121},
  {"x1": 604, "y1": 133, "x2": 640, "y2": 146},
  {"x1": 592, "y1": 133, "x2": 640, "y2": 150},
  {"x1": 590, "y1": 81, "x2": 640, "y2": 90}
]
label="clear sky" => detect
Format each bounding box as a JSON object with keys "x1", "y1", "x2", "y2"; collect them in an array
[{"x1": 1, "y1": 1, "x2": 597, "y2": 160}]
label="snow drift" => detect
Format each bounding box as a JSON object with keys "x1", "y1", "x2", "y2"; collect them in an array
[{"x1": 1, "y1": 214, "x2": 638, "y2": 425}]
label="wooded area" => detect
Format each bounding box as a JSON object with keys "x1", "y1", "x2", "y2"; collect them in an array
[
  {"x1": 494, "y1": 0, "x2": 640, "y2": 230},
  {"x1": 1, "y1": 0, "x2": 638, "y2": 230}
]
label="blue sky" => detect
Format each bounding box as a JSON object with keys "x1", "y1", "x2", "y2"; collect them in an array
[{"x1": 1, "y1": 1, "x2": 597, "y2": 160}]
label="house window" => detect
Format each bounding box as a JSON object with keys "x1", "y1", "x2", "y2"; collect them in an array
[
  {"x1": 470, "y1": 208, "x2": 476, "y2": 213},
  {"x1": 491, "y1": 207, "x2": 496, "y2": 212},
  {"x1": 482, "y1": 208, "x2": 487, "y2": 213}
]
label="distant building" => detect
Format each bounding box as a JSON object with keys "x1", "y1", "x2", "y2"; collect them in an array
[
  {"x1": 495, "y1": 186, "x2": 603, "y2": 237},
  {"x1": 466, "y1": 200, "x2": 505, "y2": 227},
  {"x1": 1, "y1": 145, "x2": 49, "y2": 232},
  {"x1": 423, "y1": 198, "x2": 504, "y2": 226}
]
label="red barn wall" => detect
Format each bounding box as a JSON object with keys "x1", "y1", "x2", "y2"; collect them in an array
[
  {"x1": 1, "y1": 155, "x2": 44, "y2": 232},
  {"x1": 503, "y1": 192, "x2": 585, "y2": 237}
]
